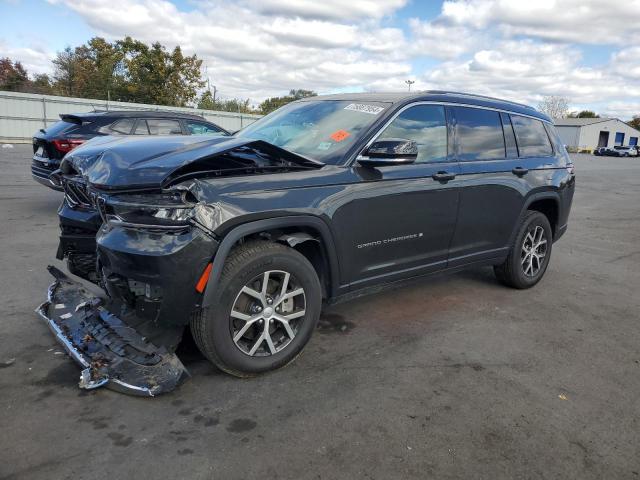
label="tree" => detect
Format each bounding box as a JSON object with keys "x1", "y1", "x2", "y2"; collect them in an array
[
  {"x1": 0, "y1": 58, "x2": 29, "y2": 91},
  {"x1": 628, "y1": 116, "x2": 640, "y2": 131},
  {"x1": 576, "y1": 110, "x2": 599, "y2": 118},
  {"x1": 197, "y1": 91, "x2": 254, "y2": 113},
  {"x1": 259, "y1": 89, "x2": 317, "y2": 115},
  {"x1": 30, "y1": 74, "x2": 54, "y2": 94},
  {"x1": 116, "y1": 37, "x2": 204, "y2": 106},
  {"x1": 537, "y1": 95, "x2": 570, "y2": 119},
  {"x1": 51, "y1": 37, "x2": 205, "y2": 106}
]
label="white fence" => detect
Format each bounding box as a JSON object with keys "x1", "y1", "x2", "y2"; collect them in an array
[{"x1": 0, "y1": 90, "x2": 262, "y2": 143}]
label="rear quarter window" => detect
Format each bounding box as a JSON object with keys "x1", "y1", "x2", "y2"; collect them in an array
[
  {"x1": 43, "y1": 120, "x2": 80, "y2": 136},
  {"x1": 109, "y1": 118, "x2": 136, "y2": 134},
  {"x1": 511, "y1": 115, "x2": 553, "y2": 157}
]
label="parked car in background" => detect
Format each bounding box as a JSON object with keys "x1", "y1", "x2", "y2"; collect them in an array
[
  {"x1": 611, "y1": 146, "x2": 638, "y2": 157},
  {"x1": 41, "y1": 91, "x2": 575, "y2": 396},
  {"x1": 593, "y1": 146, "x2": 608, "y2": 156},
  {"x1": 31, "y1": 111, "x2": 229, "y2": 189}
]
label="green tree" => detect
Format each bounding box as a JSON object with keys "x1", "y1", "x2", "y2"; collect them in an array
[
  {"x1": 628, "y1": 116, "x2": 640, "y2": 131},
  {"x1": 30, "y1": 74, "x2": 55, "y2": 94},
  {"x1": 576, "y1": 110, "x2": 599, "y2": 118},
  {"x1": 259, "y1": 89, "x2": 317, "y2": 115},
  {"x1": 116, "y1": 37, "x2": 204, "y2": 106},
  {"x1": 197, "y1": 91, "x2": 254, "y2": 113},
  {"x1": 51, "y1": 37, "x2": 205, "y2": 106},
  {"x1": 0, "y1": 57, "x2": 29, "y2": 91}
]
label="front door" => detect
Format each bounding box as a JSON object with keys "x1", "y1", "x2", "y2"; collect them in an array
[{"x1": 332, "y1": 104, "x2": 461, "y2": 290}]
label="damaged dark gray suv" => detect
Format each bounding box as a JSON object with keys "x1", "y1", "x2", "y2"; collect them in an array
[{"x1": 40, "y1": 92, "x2": 575, "y2": 395}]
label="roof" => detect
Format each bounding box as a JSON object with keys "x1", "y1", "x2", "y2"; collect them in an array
[
  {"x1": 301, "y1": 90, "x2": 549, "y2": 122},
  {"x1": 64, "y1": 110, "x2": 207, "y2": 120},
  {"x1": 553, "y1": 117, "x2": 613, "y2": 127}
]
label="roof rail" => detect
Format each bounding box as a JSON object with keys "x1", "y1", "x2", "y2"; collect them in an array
[{"x1": 425, "y1": 90, "x2": 536, "y2": 111}]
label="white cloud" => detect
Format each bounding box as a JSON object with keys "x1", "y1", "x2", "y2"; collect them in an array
[
  {"x1": 408, "y1": 19, "x2": 481, "y2": 59},
  {"x1": 0, "y1": 41, "x2": 55, "y2": 75},
  {"x1": 242, "y1": 0, "x2": 408, "y2": 21},
  {"x1": 610, "y1": 46, "x2": 640, "y2": 80},
  {"x1": 441, "y1": 0, "x2": 640, "y2": 45},
  {"x1": 422, "y1": 40, "x2": 640, "y2": 118},
  {"x1": 601, "y1": 102, "x2": 640, "y2": 120},
  {"x1": 4, "y1": 0, "x2": 640, "y2": 119}
]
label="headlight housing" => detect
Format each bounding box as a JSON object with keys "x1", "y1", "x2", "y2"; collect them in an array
[{"x1": 101, "y1": 192, "x2": 196, "y2": 231}]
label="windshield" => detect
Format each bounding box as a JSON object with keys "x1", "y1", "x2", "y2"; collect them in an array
[{"x1": 236, "y1": 100, "x2": 389, "y2": 164}]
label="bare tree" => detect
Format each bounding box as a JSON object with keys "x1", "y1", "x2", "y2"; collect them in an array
[{"x1": 537, "y1": 96, "x2": 570, "y2": 119}]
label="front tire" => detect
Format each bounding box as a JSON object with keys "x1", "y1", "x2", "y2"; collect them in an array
[
  {"x1": 191, "y1": 240, "x2": 322, "y2": 377},
  {"x1": 494, "y1": 211, "x2": 553, "y2": 289}
]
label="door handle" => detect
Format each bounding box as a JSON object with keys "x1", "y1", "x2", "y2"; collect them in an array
[
  {"x1": 432, "y1": 171, "x2": 456, "y2": 182},
  {"x1": 512, "y1": 167, "x2": 529, "y2": 176}
]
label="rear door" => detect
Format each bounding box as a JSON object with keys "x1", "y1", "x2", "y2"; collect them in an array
[
  {"x1": 332, "y1": 104, "x2": 461, "y2": 289},
  {"x1": 448, "y1": 107, "x2": 555, "y2": 266}
]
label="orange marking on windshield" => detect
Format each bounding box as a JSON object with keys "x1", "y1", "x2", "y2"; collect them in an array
[{"x1": 330, "y1": 130, "x2": 351, "y2": 142}]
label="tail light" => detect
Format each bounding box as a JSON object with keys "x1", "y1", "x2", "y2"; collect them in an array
[{"x1": 52, "y1": 139, "x2": 85, "y2": 153}]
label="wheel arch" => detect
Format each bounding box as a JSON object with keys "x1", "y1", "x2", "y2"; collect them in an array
[
  {"x1": 507, "y1": 191, "x2": 561, "y2": 246},
  {"x1": 202, "y1": 216, "x2": 340, "y2": 309}
]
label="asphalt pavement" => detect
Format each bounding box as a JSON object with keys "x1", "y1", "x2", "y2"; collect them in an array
[{"x1": 1, "y1": 145, "x2": 639, "y2": 479}]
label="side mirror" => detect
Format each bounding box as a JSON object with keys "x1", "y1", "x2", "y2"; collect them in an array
[{"x1": 358, "y1": 138, "x2": 418, "y2": 167}]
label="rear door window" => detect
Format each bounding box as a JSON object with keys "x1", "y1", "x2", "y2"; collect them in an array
[
  {"x1": 146, "y1": 119, "x2": 183, "y2": 135},
  {"x1": 511, "y1": 115, "x2": 553, "y2": 157},
  {"x1": 133, "y1": 120, "x2": 150, "y2": 135},
  {"x1": 186, "y1": 120, "x2": 225, "y2": 135},
  {"x1": 376, "y1": 105, "x2": 448, "y2": 163},
  {"x1": 453, "y1": 107, "x2": 505, "y2": 161},
  {"x1": 109, "y1": 118, "x2": 135, "y2": 134}
]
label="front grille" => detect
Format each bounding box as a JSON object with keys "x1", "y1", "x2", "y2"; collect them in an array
[{"x1": 62, "y1": 176, "x2": 93, "y2": 209}]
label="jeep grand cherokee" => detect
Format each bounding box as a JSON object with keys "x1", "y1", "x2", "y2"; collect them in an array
[{"x1": 39, "y1": 91, "x2": 575, "y2": 395}]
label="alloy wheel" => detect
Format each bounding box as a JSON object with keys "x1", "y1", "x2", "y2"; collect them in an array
[
  {"x1": 230, "y1": 270, "x2": 306, "y2": 357},
  {"x1": 521, "y1": 225, "x2": 547, "y2": 277}
]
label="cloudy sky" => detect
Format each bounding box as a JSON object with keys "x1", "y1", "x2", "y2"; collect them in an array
[{"x1": 1, "y1": 0, "x2": 639, "y2": 118}]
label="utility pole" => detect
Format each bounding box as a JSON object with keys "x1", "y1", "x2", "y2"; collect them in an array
[
  {"x1": 206, "y1": 77, "x2": 217, "y2": 102},
  {"x1": 405, "y1": 80, "x2": 415, "y2": 92}
]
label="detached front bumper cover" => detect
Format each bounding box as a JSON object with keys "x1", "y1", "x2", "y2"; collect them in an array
[{"x1": 37, "y1": 266, "x2": 189, "y2": 396}]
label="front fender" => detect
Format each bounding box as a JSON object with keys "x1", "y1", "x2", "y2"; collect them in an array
[{"x1": 201, "y1": 215, "x2": 341, "y2": 308}]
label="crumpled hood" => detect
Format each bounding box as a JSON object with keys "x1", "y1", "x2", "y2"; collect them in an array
[{"x1": 62, "y1": 135, "x2": 320, "y2": 190}]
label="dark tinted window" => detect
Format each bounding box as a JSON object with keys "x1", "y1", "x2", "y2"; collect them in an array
[
  {"x1": 110, "y1": 118, "x2": 135, "y2": 134},
  {"x1": 454, "y1": 107, "x2": 505, "y2": 160},
  {"x1": 511, "y1": 115, "x2": 553, "y2": 156},
  {"x1": 146, "y1": 119, "x2": 183, "y2": 135},
  {"x1": 44, "y1": 120, "x2": 80, "y2": 136},
  {"x1": 501, "y1": 113, "x2": 518, "y2": 158},
  {"x1": 186, "y1": 120, "x2": 225, "y2": 135},
  {"x1": 377, "y1": 105, "x2": 447, "y2": 163},
  {"x1": 133, "y1": 120, "x2": 149, "y2": 135}
]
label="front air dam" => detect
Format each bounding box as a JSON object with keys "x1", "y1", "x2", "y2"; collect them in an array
[{"x1": 37, "y1": 266, "x2": 189, "y2": 396}]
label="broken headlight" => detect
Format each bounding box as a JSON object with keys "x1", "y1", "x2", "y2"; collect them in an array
[{"x1": 102, "y1": 192, "x2": 196, "y2": 231}]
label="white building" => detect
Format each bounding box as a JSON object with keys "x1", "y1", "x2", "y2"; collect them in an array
[{"x1": 554, "y1": 117, "x2": 640, "y2": 151}]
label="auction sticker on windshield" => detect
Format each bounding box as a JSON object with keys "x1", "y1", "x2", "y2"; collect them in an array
[
  {"x1": 330, "y1": 130, "x2": 351, "y2": 142},
  {"x1": 344, "y1": 103, "x2": 385, "y2": 115}
]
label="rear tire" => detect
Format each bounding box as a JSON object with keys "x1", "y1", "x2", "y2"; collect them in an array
[
  {"x1": 191, "y1": 240, "x2": 322, "y2": 377},
  {"x1": 494, "y1": 211, "x2": 553, "y2": 289}
]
